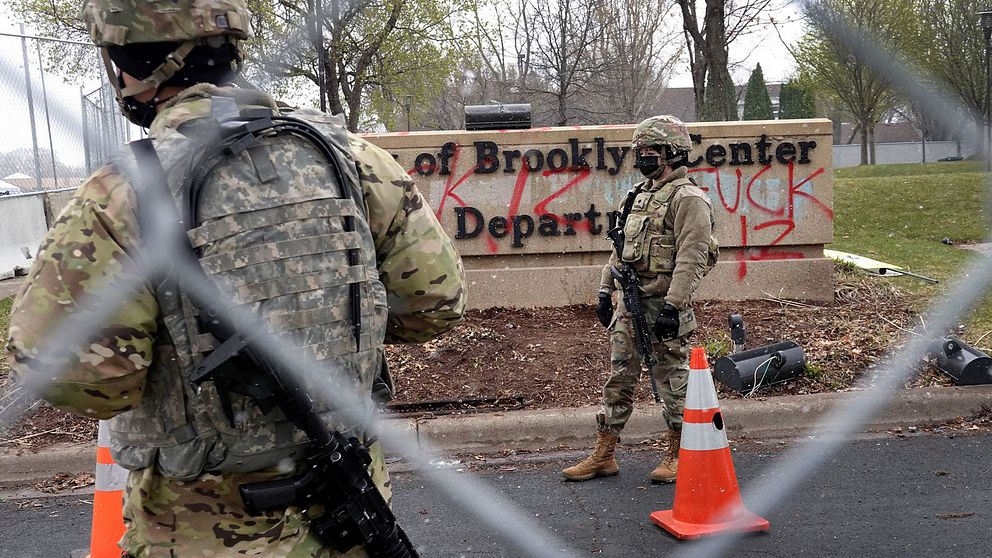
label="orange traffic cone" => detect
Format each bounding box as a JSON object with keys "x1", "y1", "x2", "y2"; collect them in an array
[
  {"x1": 88, "y1": 420, "x2": 128, "y2": 557},
  {"x1": 650, "y1": 347, "x2": 769, "y2": 540}
]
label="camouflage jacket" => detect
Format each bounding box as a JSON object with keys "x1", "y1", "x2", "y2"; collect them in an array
[
  {"x1": 6, "y1": 84, "x2": 465, "y2": 420},
  {"x1": 5, "y1": 84, "x2": 465, "y2": 556},
  {"x1": 600, "y1": 166, "x2": 715, "y2": 309}
]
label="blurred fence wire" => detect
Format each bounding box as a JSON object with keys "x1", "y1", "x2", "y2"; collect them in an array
[{"x1": 0, "y1": 28, "x2": 131, "y2": 195}]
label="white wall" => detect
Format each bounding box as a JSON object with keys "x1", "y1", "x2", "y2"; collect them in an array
[
  {"x1": 0, "y1": 192, "x2": 48, "y2": 279},
  {"x1": 834, "y1": 141, "x2": 971, "y2": 168}
]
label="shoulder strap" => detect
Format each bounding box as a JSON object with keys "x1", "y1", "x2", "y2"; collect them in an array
[
  {"x1": 616, "y1": 181, "x2": 645, "y2": 230},
  {"x1": 658, "y1": 177, "x2": 696, "y2": 234}
]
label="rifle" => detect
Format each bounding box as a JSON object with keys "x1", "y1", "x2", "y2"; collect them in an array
[
  {"x1": 189, "y1": 320, "x2": 419, "y2": 558},
  {"x1": 606, "y1": 224, "x2": 661, "y2": 404}
]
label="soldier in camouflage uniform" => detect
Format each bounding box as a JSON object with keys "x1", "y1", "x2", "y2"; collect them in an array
[
  {"x1": 563, "y1": 115, "x2": 717, "y2": 484},
  {"x1": 5, "y1": 1, "x2": 465, "y2": 556}
]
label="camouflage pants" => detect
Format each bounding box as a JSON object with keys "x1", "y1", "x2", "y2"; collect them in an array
[
  {"x1": 120, "y1": 441, "x2": 392, "y2": 557},
  {"x1": 597, "y1": 299, "x2": 690, "y2": 436}
]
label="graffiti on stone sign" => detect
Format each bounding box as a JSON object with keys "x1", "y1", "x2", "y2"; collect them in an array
[{"x1": 390, "y1": 129, "x2": 831, "y2": 282}]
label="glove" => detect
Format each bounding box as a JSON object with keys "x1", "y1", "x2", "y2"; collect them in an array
[
  {"x1": 596, "y1": 292, "x2": 614, "y2": 328},
  {"x1": 654, "y1": 303, "x2": 680, "y2": 341},
  {"x1": 370, "y1": 359, "x2": 394, "y2": 407}
]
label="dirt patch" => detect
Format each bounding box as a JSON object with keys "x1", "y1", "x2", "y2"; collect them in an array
[
  {"x1": 0, "y1": 396, "x2": 97, "y2": 454},
  {"x1": 386, "y1": 267, "x2": 951, "y2": 410},
  {"x1": 0, "y1": 267, "x2": 959, "y2": 452}
]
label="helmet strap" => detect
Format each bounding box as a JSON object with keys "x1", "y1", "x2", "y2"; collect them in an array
[
  {"x1": 119, "y1": 40, "x2": 196, "y2": 98},
  {"x1": 100, "y1": 47, "x2": 122, "y2": 97},
  {"x1": 100, "y1": 42, "x2": 197, "y2": 128}
]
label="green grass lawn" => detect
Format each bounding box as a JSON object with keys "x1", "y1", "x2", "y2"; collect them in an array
[
  {"x1": 831, "y1": 161, "x2": 992, "y2": 344},
  {"x1": 0, "y1": 295, "x2": 11, "y2": 376},
  {"x1": 833, "y1": 160, "x2": 982, "y2": 179}
]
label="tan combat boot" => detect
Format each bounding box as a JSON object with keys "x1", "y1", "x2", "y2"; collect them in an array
[
  {"x1": 562, "y1": 431, "x2": 620, "y2": 481},
  {"x1": 649, "y1": 428, "x2": 681, "y2": 483}
]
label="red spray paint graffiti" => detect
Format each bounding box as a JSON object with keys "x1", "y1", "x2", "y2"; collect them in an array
[
  {"x1": 415, "y1": 155, "x2": 831, "y2": 280},
  {"x1": 689, "y1": 162, "x2": 830, "y2": 280}
]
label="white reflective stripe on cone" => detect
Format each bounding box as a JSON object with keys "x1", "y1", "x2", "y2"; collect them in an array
[
  {"x1": 680, "y1": 420, "x2": 730, "y2": 451},
  {"x1": 95, "y1": 462, "x2": 129, "y2": 491},
  {"x1": 685, "y1": 368, "x2": 720, "y2": 410},
  {"x1": 97, "y1": 420, "x2": 112, "y2": 446}
]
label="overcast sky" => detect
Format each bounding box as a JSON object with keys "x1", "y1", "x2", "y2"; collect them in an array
[{"x1": 694, "y1": 5, "x2": 806, "y2": 88}]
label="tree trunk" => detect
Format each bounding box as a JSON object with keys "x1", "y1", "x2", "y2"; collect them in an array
[
  {"x1": 325, "y1": 56, "x2": 344, "y2": 116},
  {"x1": 690, "y1": 44, "x2": 707, "y2": 120},
  {"x1": 346, "y1": 83, "x2": 362, "y2": 132},
  {"x1": 556, "y1": 93, "x2": 568, "y2": 127},
  {"x1": 846, "y1": 125, "x2": 859, "y2": 145},
  {"x1": 859, "y1": 123, "x2": 869, "y2": 165},
  {"x1": 979, "y1": 120, "x2": 987, "y2": 160},
  {"x1": 700, "y1": 0, "x2": 734, "y2": 121},
  {"x1": 868, "y1": 125, "x2": 876, "y2": 165}
]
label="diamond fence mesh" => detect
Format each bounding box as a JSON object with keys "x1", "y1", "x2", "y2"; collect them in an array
[
  {"x1": 0, "y1": 30, "x2": 131, "y2": 195},
  {"x1": 81, "y1": 81, "x2": 132, "y2": 174}
]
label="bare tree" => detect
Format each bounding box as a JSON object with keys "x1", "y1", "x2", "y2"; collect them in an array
[
  {"x1": 588, "y1": 0, "x2": 683, "y2": 123},
  {"x1": 676, "y1": 0, "x2": 775, "y2": 120},
  {"x1": 520, "y1": 0, "x2": 605, "y2": 125}
]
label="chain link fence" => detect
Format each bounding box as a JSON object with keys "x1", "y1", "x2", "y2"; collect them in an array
[
  {"x1": 81, "y1": 81, "x2": 132, "y2": 173},
  {"x1": 0, "y1": 28, "x2": 131, "y2": 195}
]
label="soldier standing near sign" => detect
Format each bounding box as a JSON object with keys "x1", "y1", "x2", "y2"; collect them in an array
[
  {"x1": 5, "y1": 0, "x2": 464, "y2": 555},
  {"x1": 562, "y1": 115, "x2": 718, "y2": 484}
]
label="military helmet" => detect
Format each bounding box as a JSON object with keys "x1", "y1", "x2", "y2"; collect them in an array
[
  {"x1": 81, "y1": 0, "x2": 252, "y2": 47},
  {"x1": 81, "y1": 0, "x2": 253, "y2": 125},
  {"x1": 631, "y1": 115, "x2": 693, "y2": 152}
]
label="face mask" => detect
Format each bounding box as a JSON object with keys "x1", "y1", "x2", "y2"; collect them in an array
[
  {"x1": 639, "y1": 154, "x2": 664, "y2": 178},
  {"x1": 638, "y1": 162, "x2": 661, "y2": 178},
  {"x1": 116, "y1": 70, "x2": 159, "y2": 128},
  {"x1": 637, "y1": 149, "x2": 666, "y2": 179},
  {"x1": 120, "y1": 95, "x2": 159, "y2": 128}
]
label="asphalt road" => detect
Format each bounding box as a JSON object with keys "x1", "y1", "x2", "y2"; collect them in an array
[{"x1": 2, "y1": 432, "x2": 990, "y2": 557}]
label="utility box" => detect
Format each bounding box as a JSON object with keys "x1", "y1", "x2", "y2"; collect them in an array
[{"x1": 464, "y1": 103, "x2": 532, "y2": 131}]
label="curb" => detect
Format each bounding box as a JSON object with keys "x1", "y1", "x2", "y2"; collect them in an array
[
  {"x1": 2, "y1": 385, "x2": 991, "y2": 485},
  {"x1": 407, "y1": 384, "x2": 992, "y2": 453}
]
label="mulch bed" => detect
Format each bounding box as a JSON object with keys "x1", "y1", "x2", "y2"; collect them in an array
[
  {"x1": 0, "y1": 267, "x2": 956, "y2": 453},
  {"x1": 385, "y1": 267, "x2": 951, "y2": 411}
]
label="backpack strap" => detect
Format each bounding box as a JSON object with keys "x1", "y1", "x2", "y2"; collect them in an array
[{"x1": 616, "y1": 180, "x2": 646, "y2": 231}]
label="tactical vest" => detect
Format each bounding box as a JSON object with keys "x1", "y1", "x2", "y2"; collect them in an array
[
  {"x1": 619, "y1": 176, "x2": 719, "y2": 277},
  {"x1": 107, "y1": 97, "x2": 386, "y2": 479}
]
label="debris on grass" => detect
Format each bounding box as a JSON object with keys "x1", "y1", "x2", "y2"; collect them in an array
[{"x1": 34, "y1": 472, "x2": 94, "y2": 494}]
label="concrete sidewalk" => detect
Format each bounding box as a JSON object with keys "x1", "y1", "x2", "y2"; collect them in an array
[{"x1": 2, "y1": 385, "x2": 991, "y2": 485}]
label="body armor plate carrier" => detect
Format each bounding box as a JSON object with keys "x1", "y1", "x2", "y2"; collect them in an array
[{"x1": 109, "y1": 97, "x2": 386, "y2": 480}]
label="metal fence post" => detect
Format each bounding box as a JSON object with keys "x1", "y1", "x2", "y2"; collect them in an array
[
  {"x1": 35, "y1": 40, "x2": 57, "y2": 189},
  {"x1": 19, "y1": 24, "x2": 42, "y2": 191},
  {"x1": 81, "y1": 86, "x2": 92, "y2": 175}
]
